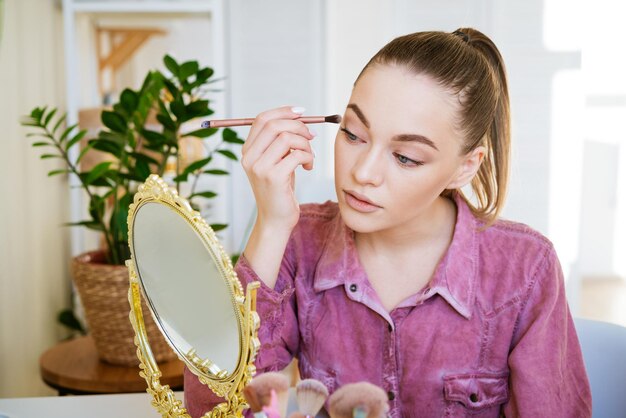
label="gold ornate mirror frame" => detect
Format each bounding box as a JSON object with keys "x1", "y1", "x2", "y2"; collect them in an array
[{"x1": 127, "y1": 175, "x2": 261, "y2": 417}]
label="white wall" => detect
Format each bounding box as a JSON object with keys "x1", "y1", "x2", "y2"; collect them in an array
[{"x1": 0, "y1": 0, "x2": 70, "y2": 397}]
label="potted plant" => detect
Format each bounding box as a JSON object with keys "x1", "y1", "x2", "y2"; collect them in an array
[{"x1": 21, "y1": 55, "x2": 244, "y2": 365}]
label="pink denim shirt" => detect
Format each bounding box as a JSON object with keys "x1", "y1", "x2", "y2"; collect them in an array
[{"x1": 184, "y1": 194, "x2": 592, "y2": 417}]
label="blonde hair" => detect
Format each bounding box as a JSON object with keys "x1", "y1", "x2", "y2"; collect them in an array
[{"x1": 357, "y1": 28, "x2": 511, "y2": 225}]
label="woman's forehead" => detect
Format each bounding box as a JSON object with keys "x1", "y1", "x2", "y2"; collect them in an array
[{"x1": 349, "y1": 65, "x2": 461, "y2": 140}]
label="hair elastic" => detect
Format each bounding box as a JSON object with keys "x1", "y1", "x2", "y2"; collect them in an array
[{"x1": 452, "y1": 29, "x2": 469, "y2": 43}]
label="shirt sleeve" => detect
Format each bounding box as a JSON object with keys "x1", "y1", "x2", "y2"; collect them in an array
[
  {"x1": 503, "y1": 246, "x2": 592, "y2": 417},
  {"x1": 183, "y1": 238, "x2": 300, "y2": 418}
]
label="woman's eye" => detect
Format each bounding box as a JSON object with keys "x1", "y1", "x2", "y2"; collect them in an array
[
  {"x1": 340, "y1": 127, "x2": 359, "y2": 142},
  {"x1": 394, "y1": 152, "x2": 422, "y2": 167}
]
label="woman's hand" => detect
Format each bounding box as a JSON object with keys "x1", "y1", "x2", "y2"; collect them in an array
[
  {"x1": 241, "y1": 106, "x2": 316, "y2": 233},
  {"x1": 240, "y1": 106, "x2": 316, "y2": 288}
]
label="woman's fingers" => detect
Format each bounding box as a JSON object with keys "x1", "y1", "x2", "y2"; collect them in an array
[
  {"x1": 273, "y1": 149, "x2": 315, "y2": 179},
  {"x1": 243, "y1": 118, "x2": 315, "y2": 169},
  {"x1": 252, "y1": 133, "x2": 315, "y2": 172},
  {"x1": 244, "y1": 106, "x2": 306, "y2": 153}
]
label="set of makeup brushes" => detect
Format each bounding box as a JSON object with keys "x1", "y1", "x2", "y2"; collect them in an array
[{"x1": 243, "y1": 372, "x2": 390, "y2": 418}]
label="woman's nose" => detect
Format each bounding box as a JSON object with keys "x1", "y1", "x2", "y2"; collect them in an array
[{"x1": 352, "y1": 149, "x2": 384, "y2": 186}]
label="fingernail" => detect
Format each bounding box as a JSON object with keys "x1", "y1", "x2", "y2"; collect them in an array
[
  {"x1": 291, "y1": 106, "x2": 306, "y2": 114},
  {"x1": 308, "y1": 128, "x2": 317, "y2": 137}
]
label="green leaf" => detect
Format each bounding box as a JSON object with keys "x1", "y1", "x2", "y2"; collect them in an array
[
  {"x1": 190, "y1": 191, "x2": 217, "y2": 199},
  {"x1": 64, "y1": 220, "x2": 103, "y2": 231},
  {"x1": 186, "y1": 100, "x2": 212, "y2": 118},
  {"x1": 65, "y1": 130, "x2": 87, "y2": 151},
  {"x1": 32, "y1": 141, "x2": 54, "y2": 147},
  {"x1": 85, "y1": 161, "x2": 112, "y2": 185},
  {"x1": 48, "y1": 169, "x2": 69, "y2": 177},
  {"x1": 162, "y1": 78, "x2": 179, "y2": 98},
  {"x1": 89, "y1": 138, "x2": 122, "y2": 157},
  {"x1": 217, "y1": 149, "x2": 238, "y2": 161},
  {"x1": 130, "y1": 152, "x2": 159, "y2": 167},
  {"x1": 30, "y1": 107, "x2": 44, "y2": 121},
  {"x1": 76, "y1": 142, "x2": 94, "y2": 164},
  {"x1": 183, "y1": 156, "x2": 212, "y2": 174},
  {"x1": 179, "y1": 61, "x2": 199, "y2": 80},
  {"x1": 101, "y1": 110, "x2": 127, "y2": 134},
  {"x1": 173, "y1": 173, "x2": 189, "y2": 183},
  {"x1": 141, "y1": 129, "x2": 167, "y2": 146},
  {"x1": 210, "y1": 223, "x2": 228, "y2": 232},
  {"x1": 134, "y1": 159, "x2": 151, "y2": 180},
  {"x1": 40, "y1": 154, "x2": 62, "y2": 159},
  {"x1": 164, "y1": 55, "x2": 180, "y2": 76},
  {"x1": 58, "y1": 308, "x2": 86, "y2": 334},
  {"x1": 183, "y1": 127, "x2": 218, "y2": 138},
  {"x1": 157, "y1": 113, "x2": 177, "y2": 131},
  {"x1": 222, "y1": 128, "x2": 245, "y2": 144},
  {"x1": 59, "y1": 123, "x2": 78, "y2": 143},
  {"x1": 120, "y1": 89, "x2": 139, "y2": 114},
  {"x1": 230, "y1": 253, "x2": 240, "y2": 266},
  {"x1": 170, "y1": 98, "x2": 186, "y2": 121},
  {"x1": 52, "y1": 113, "x2": 67, "y2": 134},
  {"x1": 204, "y1": 169, "x2": 229, "y2": 175},
  {"x1": 195, "y1": 67, "x2": 214, "y2": 83},
  {"x1": 43, "y1": 108, "x2": 58, "y2": 128}
]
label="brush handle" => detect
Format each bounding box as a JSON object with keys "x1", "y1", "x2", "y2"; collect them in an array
[{"x1": 201, "y1": 115, "x2": 339, "y2": 128}]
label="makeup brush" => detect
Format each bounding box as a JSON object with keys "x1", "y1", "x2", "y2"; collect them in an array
[
  {"x1": 244, "y1": 372, "x2": 290, "y2": 418},
  {"x1": 289, "y1": 413, "x2": 308, "y2": 418},
  {"x1": 243, "y1": 384, "x2": 268, "y2": 418},
  {"x1": 200, "y1": 114, "x2": 342, "y2": 128},
  {"x1": 327, "y1": 382, "x2": 390, "y2": 418},
  {"x1": 296, "y1": 379, "x2": 329, "y2": 417}
]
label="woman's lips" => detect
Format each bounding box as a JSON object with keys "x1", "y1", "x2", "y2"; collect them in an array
[{"x1": 344, "y1": 190, "x2": 381, "y2": 213}]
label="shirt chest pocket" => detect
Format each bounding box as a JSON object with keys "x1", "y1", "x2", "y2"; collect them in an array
[{"x1": 443, "y1": 372, "x2": 509, "y2": 415}]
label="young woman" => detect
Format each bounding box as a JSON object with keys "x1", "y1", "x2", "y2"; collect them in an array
[{"x1": 185, "y1": 28, "x2": 592, "y2": 417}]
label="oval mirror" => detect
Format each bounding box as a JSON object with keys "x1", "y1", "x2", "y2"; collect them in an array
[{"x1": 127, "y1": 175, "x2": 260, "y2": 417}]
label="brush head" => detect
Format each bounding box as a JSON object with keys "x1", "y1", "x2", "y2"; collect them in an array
[
  {"x1": 296, "y1": 379, "x2": 329, "y2": 416},
  {"x1": 328, "y1": 382, "x2": 390, "y2": 418},
  {"x1": 324, "y1": 114, "x2": 342, "y2": 124},
  {"x1": 243, "y1": 384, "x2": 264, "y2": 413},
  {"x1": 288, "y1": 413, "x2": 308, "y2": 418},
  {"x1": 245, "y1": 372, "x2": 290, "y2": 416}
]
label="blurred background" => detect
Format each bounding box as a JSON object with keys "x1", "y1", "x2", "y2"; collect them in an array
[{"x1": 0, "y1": 0, "x2": 624, "y2": 398}]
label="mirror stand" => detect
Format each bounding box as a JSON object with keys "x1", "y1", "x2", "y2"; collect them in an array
[{"x1": 128, "y1": 261, "x2": 261, "y2": 417}]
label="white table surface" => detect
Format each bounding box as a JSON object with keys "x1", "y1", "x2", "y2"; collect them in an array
[{"x1": 0, "y1": 390, "x2": 328, "y2": 418}]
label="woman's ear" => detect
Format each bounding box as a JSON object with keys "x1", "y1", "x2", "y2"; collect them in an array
[{"x1": 446, "y1": 146, "x2": 486, "y2": 189}]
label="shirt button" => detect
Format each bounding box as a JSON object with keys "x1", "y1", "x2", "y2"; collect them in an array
[
  {"x1": 387, "y1": 391, "x2": 395, "y2": 401},
  {"x1": 349, "y1": 284, "x2": 358, "y2": 292},
  {"x1": 469, "y1": 393, "x2": 479, "y2": 403}
]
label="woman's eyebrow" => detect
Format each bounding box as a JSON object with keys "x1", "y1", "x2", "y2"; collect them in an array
[
  {"x1": 347, "y1": 103, "x2": 370, "y2": 128},
  {"x1": 347, "y1": 103, "x2": 438, "y2": 151},
  {"x1": 392, "y1": 134, "x2": 439, "y2": 151}
]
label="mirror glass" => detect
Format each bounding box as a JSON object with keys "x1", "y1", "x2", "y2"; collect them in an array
[{"x1": 132, "y1": 201, "x2": 241, "y2": 375}]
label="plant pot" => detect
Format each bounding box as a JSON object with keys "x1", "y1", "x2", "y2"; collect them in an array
[{"x1": 71, "y1": 250, "x2": 177, "y2": 366}]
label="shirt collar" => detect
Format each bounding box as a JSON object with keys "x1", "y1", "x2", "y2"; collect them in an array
[{"x1": 312, "y1": 193, "x2": 479, "y2": 319}]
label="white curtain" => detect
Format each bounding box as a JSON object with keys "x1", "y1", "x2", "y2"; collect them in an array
[{"x1": 0, "y1": 0, "x2": 70, "y2": 397}]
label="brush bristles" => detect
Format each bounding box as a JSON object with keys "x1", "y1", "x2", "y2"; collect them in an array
[
  {"x1": 328, "y1": 382, "x2": 390, "y2": 418},
  {"x1": 246, "y1": 372, "x2": 290, "y2": 417},
  {"x1": 296, "y1": 379, "x2": 329, "y2": 416},
  {"x1": 288, "y1": 413, "x2": 307, "y2": 418},
  {"x1": 325, "y1": 114, "x2": 342, "y2": 124},
  {"x1": 243, "y1": 384, "x2": 264, "y2": 413}
]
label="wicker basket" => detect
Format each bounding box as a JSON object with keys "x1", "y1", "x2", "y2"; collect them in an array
[{"x1": 71, "y1": 250, "x2": 177, "y2": 366}]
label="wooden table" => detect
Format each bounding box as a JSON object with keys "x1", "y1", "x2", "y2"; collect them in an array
[{"x1": 39, "y1": 336, "x2": 184, "y2": 395}]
